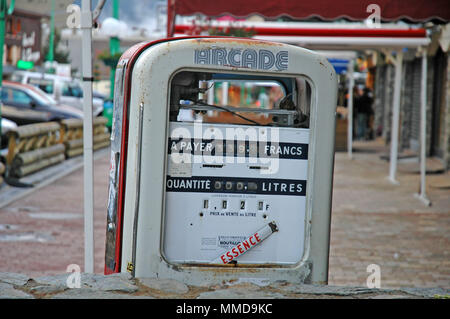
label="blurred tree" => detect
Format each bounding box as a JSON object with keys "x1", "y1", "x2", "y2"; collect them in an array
[
  {"x1": 208, "y1": 25, "x2": 255, "y2": 37},
  {"x1": 93, "y1": 63, "x2": 101, "y2": 81},
  {"x1": 97, "y1": 50, "x2": 122, "y2": 68},
  {"x1": 186, "y1": 16, "x2": 255, "y2": 37},
  {"x1": 42, "y1": 28, "x2": 70, "y2": 64}
]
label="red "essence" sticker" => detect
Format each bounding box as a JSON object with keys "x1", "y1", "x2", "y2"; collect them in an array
[{"x1": 212, "y1": 221, "x2": 278, "y2": 264}]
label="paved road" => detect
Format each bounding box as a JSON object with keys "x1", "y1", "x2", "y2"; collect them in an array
[
  {"x1": 0, "y1": 142, "x2": 449, "y2": 289},
  {"x1": 0, "y1": 152, "x2": 109, "y2": 276},
  {"x1": 330, "y1": 143, "x2": 450, "y2": 289}
]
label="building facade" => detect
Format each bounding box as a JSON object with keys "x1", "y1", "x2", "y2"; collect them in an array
[
  {"x1": 3, "y1": 9, "x2": 47, "y2": 69},
  {"x1": 372, "y1": 29, "x2": 450, "y2": 170}
]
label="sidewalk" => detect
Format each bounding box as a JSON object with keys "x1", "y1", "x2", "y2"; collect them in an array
[
  {"x1": 329, "y1": 140, "x2": 450, "y2": 288},
  {"x1": 0, "y1": 149, "x2": 109, "y2": 276},
  {"x1": 0, "y1": 141, "x2": 448, "y2": 289}
]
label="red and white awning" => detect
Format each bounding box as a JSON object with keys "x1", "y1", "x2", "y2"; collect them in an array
[
  {"x1": 173, "y1": 21, "x2": 430, "y2": 49},
  {"x1": 168, "y1": 0, "x2": 450, "y2": 37}
]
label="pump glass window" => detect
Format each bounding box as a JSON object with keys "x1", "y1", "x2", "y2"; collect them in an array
[{"x1": 169, "y1": 71, "x2": 311, "y2": 128}]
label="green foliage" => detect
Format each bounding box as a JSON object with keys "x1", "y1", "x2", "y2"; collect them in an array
[
  {"x1": 42, "y1": 29, "x2": 70, "y2": 64},
  {"x1": 433, "y1": 294, "x2": 450, "y2": 299},
  {"x1": 98, "y1": 50, "x2": 122, "y2": 68},
  {"x1": 187, "y1": 17, "x2": 256, "y2": 38},
  {"x1": 208, "y1": 26, "x2": 256, "y2": 38}
]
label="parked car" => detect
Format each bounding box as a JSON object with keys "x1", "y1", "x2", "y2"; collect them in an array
[
  {"x1": 93, "y1": 90, "x2": 107, "y2": 101},
  {"x1": 1, "y1": 116, "x2": 18, "y2": 148},
  {"x1": 1, "y1": 116, "x2": 17, "y2": 133},
  {"x1": 10, "y1": 71, "x2": 104, "y2": 116},
  {"x1": 0, "y1": 81, "x2": 83, "y2": 125}
]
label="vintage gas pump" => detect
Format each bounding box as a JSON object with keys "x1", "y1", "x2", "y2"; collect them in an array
[{"x1": 105, "y1": 37, "x2": 337, "y2": 285}]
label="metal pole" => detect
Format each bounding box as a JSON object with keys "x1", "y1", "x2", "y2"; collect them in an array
[
  {"x1": 167, "y1": 0, "x2": 175, "y2": 37},
  {"x1": 222, "y1": 81, "x2": 229, "y2": 105},
  {"x1": 207, "y1": 81, "x2": 214, "y2": 104},
  {"x1": 415, "y1": 48, "x2": 431, "y2": 206},
  {"x1": 109, "y1": 0, "x2": 119, "y2": 100},
  {"x1": 0, "y1": 0, "x2": 6, "y2": 89},
  {"x1": 0, "y1": 0, "x2": 14, "y2": 141},
  {"x1": 46, "y1": 0, "x2": 55, "y2": 64},
  {"x1": 81, "y1": 0, "x2": 94, "y2": 273},
  {"x1": 0, "y1": 0, "x2": 5, "y2": 141},
  {"x1": 388, "y1": 50, "x2": 403, "y2": 184},
  {"x1": 347, "y1": 59, "x2": 354, "y2": 159}
]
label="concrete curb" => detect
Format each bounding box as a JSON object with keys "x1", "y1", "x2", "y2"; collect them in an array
[{"x1": 0, "y1": 272, "x2": 448, "y2": 299}]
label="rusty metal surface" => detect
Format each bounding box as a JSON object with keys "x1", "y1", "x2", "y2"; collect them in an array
[{"x1": 117, "y1": 37, "x2": 336, "y2": 285}]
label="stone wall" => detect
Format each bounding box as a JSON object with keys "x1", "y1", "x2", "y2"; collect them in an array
[{"x1": 0, "y1": 272, "x2": 448, "y2": 299}]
